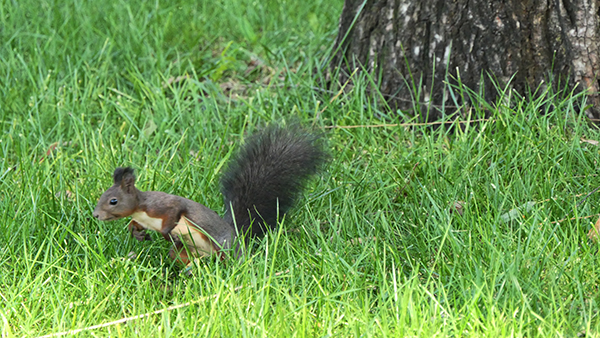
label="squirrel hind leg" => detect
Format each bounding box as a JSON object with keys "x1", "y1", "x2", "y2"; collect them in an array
[
  {"x1": 169, "y1": 242, "x2": 192, "y2": 266},
  {"x1": 169, "y1": 245, "x2": 200, "y2": 277}
]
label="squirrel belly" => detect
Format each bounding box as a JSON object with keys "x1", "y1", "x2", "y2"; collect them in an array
[
  {"x1": 171, "y1": 217, "x2": 219, "y2": 256},
  {"x1": 130, "y1": 210, "x2": 222, "y2": 256},
  {"x1": 130, "y1": 211, "x2": 163, "y2": 232},
  {"x1": 129, "y1": 190, "x2": 235, "y2": 253}
]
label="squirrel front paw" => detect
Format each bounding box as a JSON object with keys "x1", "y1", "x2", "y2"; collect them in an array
[
  {"x1": 128, "y1": 220, "x2": 152, "y2": 241},
  {"x1": 131, "y1": 228, "x2": 152, "y2": 241}
]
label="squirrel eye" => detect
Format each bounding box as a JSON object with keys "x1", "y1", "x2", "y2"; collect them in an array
[{"x1": 109, "y1": 198, "x2": 118, "y2": 205}]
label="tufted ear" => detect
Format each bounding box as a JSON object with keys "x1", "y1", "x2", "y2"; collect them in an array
[{"x1": 113, "y1": 167, "x2": 136, "y2": 193}]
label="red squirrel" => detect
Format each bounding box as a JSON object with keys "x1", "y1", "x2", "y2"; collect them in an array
[{"x1": 92, "y1": 124, "x2": 327, "y2": 264}]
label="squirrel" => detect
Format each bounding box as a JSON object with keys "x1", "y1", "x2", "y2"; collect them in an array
[{"x1": 92, "y1": 124, "x2": 327, "y2": 264}]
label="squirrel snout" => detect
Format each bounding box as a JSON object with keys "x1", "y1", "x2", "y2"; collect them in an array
[{"x1": 93, "y1": 209, "x2": 112, "y2": 221}]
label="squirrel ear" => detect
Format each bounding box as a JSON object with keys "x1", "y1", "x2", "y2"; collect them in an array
[{"x1": 113, "y1": 167, "x2": 136, "y2": 193}]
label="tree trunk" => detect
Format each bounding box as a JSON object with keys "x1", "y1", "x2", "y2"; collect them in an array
[{"x1": 330, "y1": 0, "x2": 600, "y2": 121}]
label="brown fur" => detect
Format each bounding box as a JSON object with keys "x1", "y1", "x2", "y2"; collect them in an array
[{"x1": 93, "y1": 169, "x2": 234, "y2": 261}]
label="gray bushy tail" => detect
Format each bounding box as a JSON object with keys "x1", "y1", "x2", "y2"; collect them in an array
[{"x1": 220, "y1": 124, "x2": 328, "y2": 239}]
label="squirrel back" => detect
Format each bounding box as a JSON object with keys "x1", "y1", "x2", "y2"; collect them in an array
[{"x1": 221, "y1": 124, "x2": 328, "y2": 239}]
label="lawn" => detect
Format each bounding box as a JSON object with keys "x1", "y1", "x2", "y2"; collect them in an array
[{"x1": 2, "y1": 0, "x2": 600, "y2": 337}]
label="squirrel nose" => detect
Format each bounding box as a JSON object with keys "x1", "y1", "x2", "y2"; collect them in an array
[{"x1": 93, "y1": 212, "x2": 99, "y2": 219}]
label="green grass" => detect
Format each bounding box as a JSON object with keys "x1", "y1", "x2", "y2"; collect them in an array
[{"x1": 2, "y1": 0, "x2": 600, "y2": 337}]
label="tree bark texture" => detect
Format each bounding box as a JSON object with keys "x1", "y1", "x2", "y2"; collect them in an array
[{"x1": 330, "y1": 0, "x2": 600, "y2": 121}]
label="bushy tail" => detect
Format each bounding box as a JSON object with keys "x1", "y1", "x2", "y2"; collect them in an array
[{"x1": 220, "y1": 124, "x2": 328, "y2": 238}]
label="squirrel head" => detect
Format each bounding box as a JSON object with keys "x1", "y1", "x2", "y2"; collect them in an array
[{"x1": 93, "y1": 167, "x2": 140, "y2": 221}]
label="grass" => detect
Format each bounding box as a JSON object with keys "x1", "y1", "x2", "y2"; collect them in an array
[{"x1": 2, "y1": 0, "x2": 600, "y2": 337}]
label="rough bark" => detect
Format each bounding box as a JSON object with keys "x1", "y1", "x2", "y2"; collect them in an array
[{"x1": 330, "y1": 0, "x2": 600, "y2": 121}]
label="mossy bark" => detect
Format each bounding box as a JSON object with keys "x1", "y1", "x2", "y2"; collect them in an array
[{"x1": 330, "y1": 0, "x2": 600, "y2": 121}]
